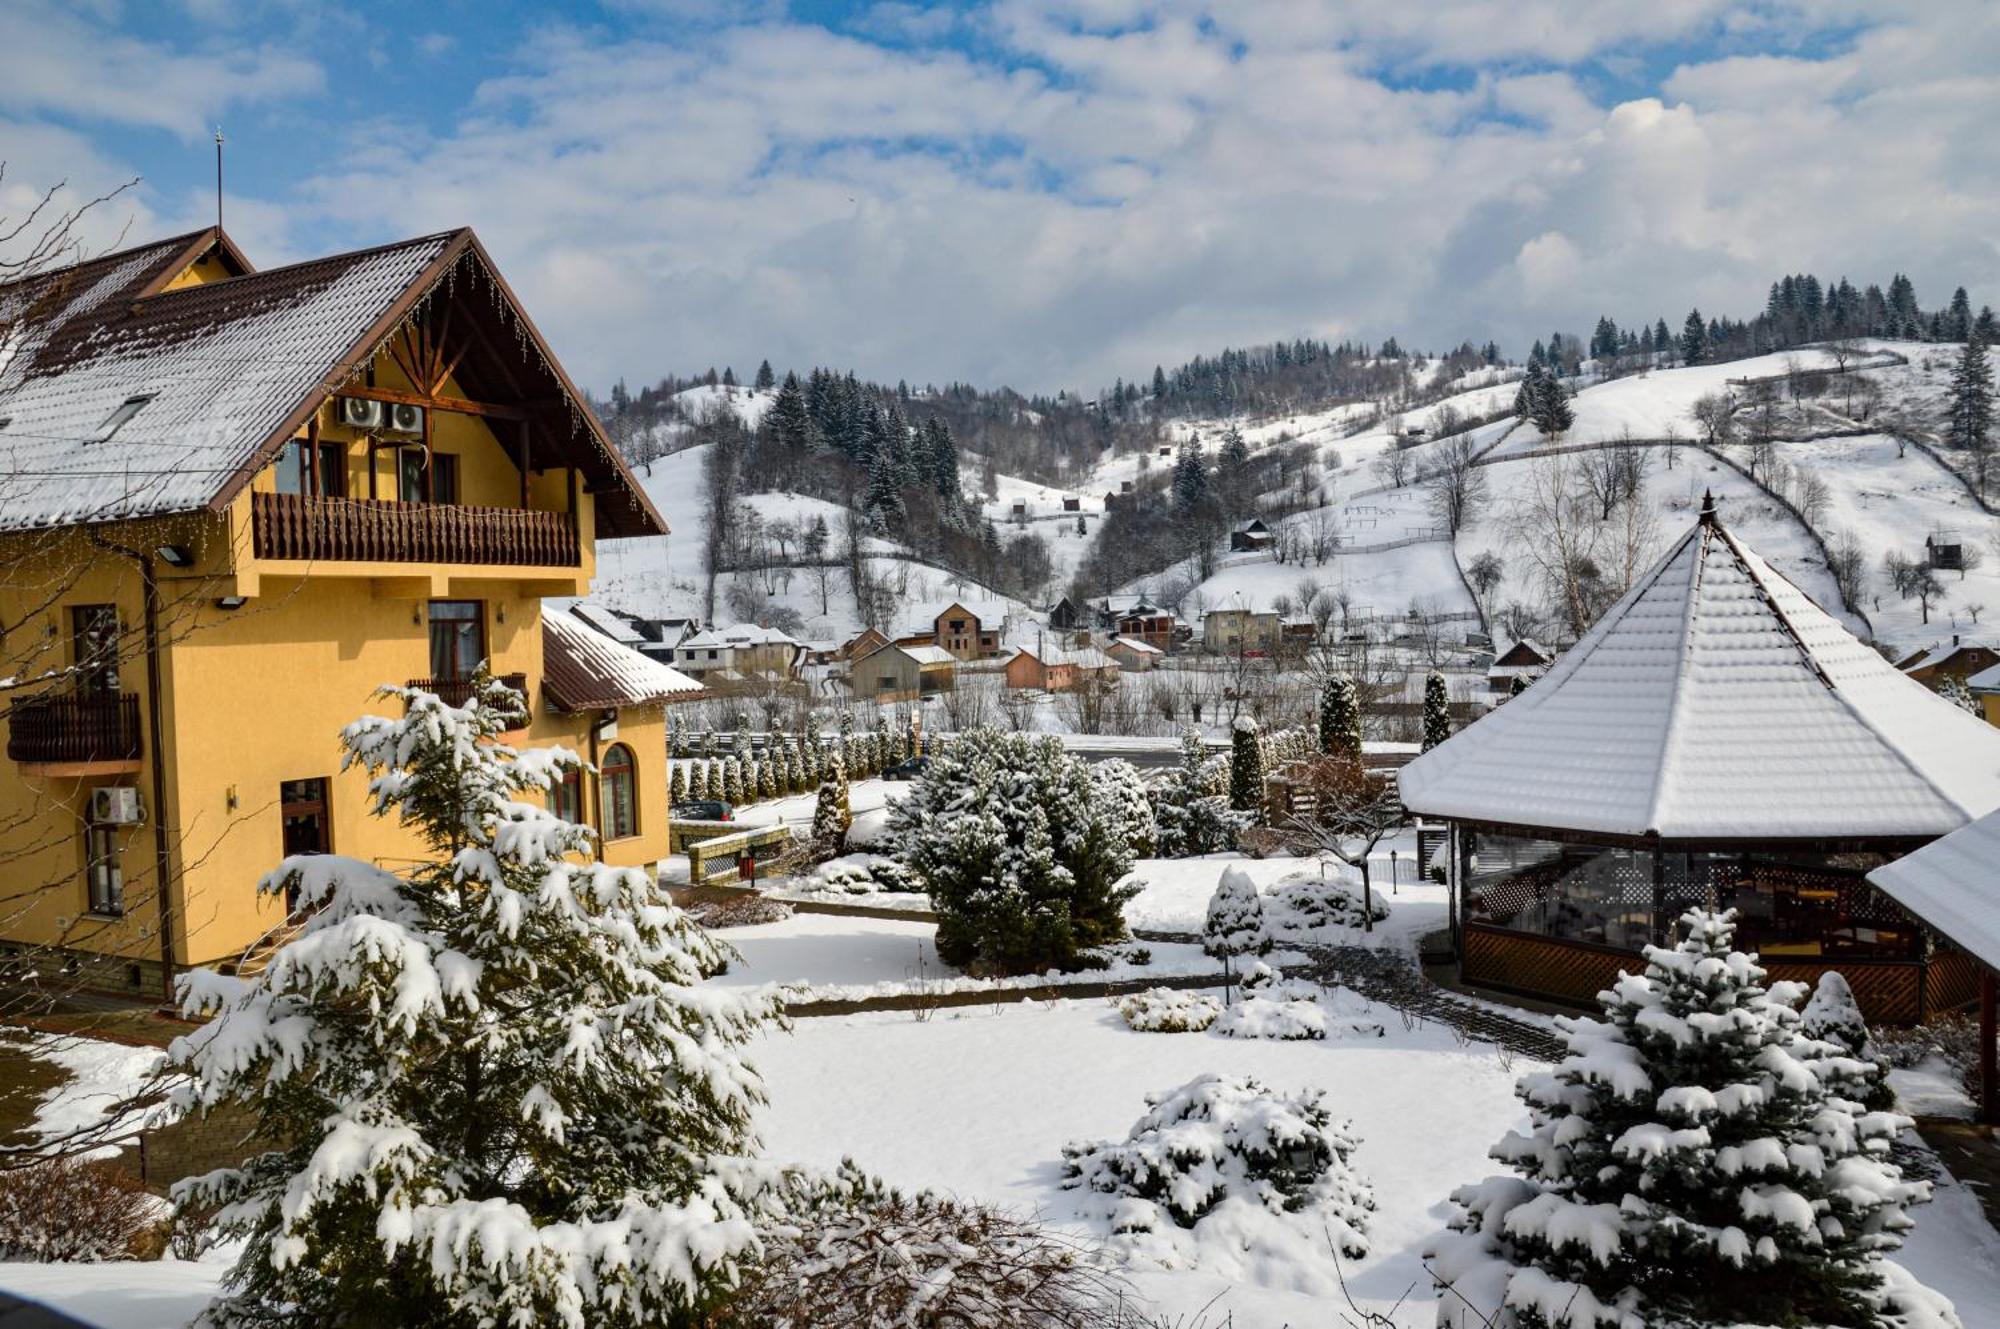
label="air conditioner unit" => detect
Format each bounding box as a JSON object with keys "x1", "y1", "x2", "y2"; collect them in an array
[
  {"x1": 339, "y1": 397, "x2": 386, "y2": 430},
  {"x1": 90, "y1": 786, "x2": 144, "y2": 825},
  {"x1": 385, "y1": 403, "x2": 425, "y2": 435}
]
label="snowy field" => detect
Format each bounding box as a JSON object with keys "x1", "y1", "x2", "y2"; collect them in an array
[{"x1": 5, "y1": 848, "x2": 2000, "y2": 1327}]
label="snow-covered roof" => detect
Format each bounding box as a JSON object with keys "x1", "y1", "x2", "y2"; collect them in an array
[
  {"x1": 1898, "y1": 639, "x2": 1990, "y2": 674},
  {"x1": 680, "y1": 623, "x2": 802, "y2": 649},
  {"x1": 1014, "y1": 644, "x2": 1116, "y2": 669},
  {"x1": 1967, "y1": 662, "x2": 2000, "y2": 692},
  {"x1": 0, "y1": 226, "x2": 665, "y2": 537},
  {"x1": 565, "y1": 600, "x2": 644, "y2": 645},
  {"x1": 541, "y1": 610, "x2": 704, "y2": 711},
  {"x1": 1108, "y1": 637, "x2": 1163, "y2": 655},
  {"x1": 1868, "y1": 814, "x2": 2000, "y2": 971},
  {"x1": 1400, "y1": 504, "x2": 2000, "y2": 840},
  {"x1": 908, "y1": 598, "x2": 1007, "y2": 633},
  {"x1": 873, "y1": 643, "x2": 957, "y2": 667}
]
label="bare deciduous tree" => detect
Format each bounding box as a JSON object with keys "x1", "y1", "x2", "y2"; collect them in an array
[{"x1": 1423, "y1": 436, "x2": 1489, "y2": 535}]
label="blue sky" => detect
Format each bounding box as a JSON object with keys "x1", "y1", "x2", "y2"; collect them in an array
[{"x1": 3, "y1": 2, "x2": 1995, "y2": 392}]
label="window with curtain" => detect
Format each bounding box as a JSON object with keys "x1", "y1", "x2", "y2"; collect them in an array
[
  {"x1": 601, "y1": 743, "x2": 637, "y2": 840},
  {"x1": 553, "y1": 766, "x2": 582, "y2": 826}
]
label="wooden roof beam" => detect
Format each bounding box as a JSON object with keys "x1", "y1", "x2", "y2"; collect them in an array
[{"x1": 335, "y1": 383, "x2": 526, "y2": 422}]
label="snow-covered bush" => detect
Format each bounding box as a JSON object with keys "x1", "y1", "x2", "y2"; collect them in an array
[
  {"x1": 889, "y1": 728, "x2": 1139, "y2": 975},
  {"x1": 1261, "y1": 872, "x2": 1388, "y2": 942},
  {"x1": 687, "y1": 894, "x2": 795, "y2": 927},
  {"x1": 738, "y1": 1164, "x2": 1124, "y2": 1329},
  {"x1": 1429, "y1": 908, "x2": 1950, "y2": 1329},
  {"x1": 1803, "y1": 970, "x2": 1896, "y2": 1110},
  {"x1": 805, "y1": 854, "x2": 921, "y2": 895},
  {"x1": 170, "y1": 675, "x2": 785, "y2": 1328},
  {"x1": 0, "y1": 1156, "x2": 163, "y2": 1262},
  {"x1": 1092, "y1": 759, "x2": 1157, "y2": 859},
  {"x1": 1202, "y1": 866, "x2": 1269, "y2": 962},
  {"x1": 1212, "y1": 994, "x2": 1326, "y2": 1041},
  {"x1": 1116, "y1": 987, "x2": 1221, "y2": 1033},
  {"x1": 1062, "y1": 1074, "x2": 1375, "y2": 1283},
  {"x1": 1151, "y1": 728, "x2": 1244, "y2": 857}
]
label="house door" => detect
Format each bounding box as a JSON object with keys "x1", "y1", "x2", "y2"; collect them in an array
[{"x1": 279, "y1": 778, "x2": 331, "y2": 912}]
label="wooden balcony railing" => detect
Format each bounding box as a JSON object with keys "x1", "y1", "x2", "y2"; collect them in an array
[
  {"x1": 252, "y1": 493, "x2": 580, "y2": 567},
  {"x1": 7, "y1": 694, "x2": 142, "y2": 765},
  {"x1": 405, "y1": 673, "x2": 530, "y2": 715}
]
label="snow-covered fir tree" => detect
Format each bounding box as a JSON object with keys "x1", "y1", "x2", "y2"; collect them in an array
[
  {"x1": 1422, "y1": 670, "x2": 1451, "y2": 752},
  {"x1": 1937, "y1": 675, "x2": 1980, "y2": 715},
  {"x1": 1229, "y1": 716, "x2": 1265, "y2": 812},
  {"x1": 1802, "y1": 971, "x2": 1896, "y2": 1111},
  {"x1": 810, "y1": 761, "x2": 851, "y2": 858},
  {"x1": 1152, "y1": 727, "x2": 1242, "y2": 857},
  {"x1": 1946, "y1": 334, "x2": 1991, "y2": 457},
  {"x1": 1092, "y1": 758, "x2": 1157, "y2": 858},
  {"x1": 1203, "y1": 866, "x2": 1269, "y2": 967},
  {"x1": 723, "y1": 755, "x2": 746, "y2": 804},
  {"x1": 1429, "y1": 909, "x2": 1947, "y2": 1329},
  {"x1": 170, "y1": 678, "x2": 781, "y2": 1328},
  {"x1": 1320, "y1": 675, "x2": 1362, "y2": 758},
  {"x1": 889, "y1": 728, "x2": 1139, "y2": 973},
  {"x1": 689, "y1": 760, "x2": 710, "y2": 801},
  {"x1": 756, "y1": 756, "x2": 776, "y2": 800},
  {"x1": 670, "y1": 761, "x2": 689, "y2": 804}
]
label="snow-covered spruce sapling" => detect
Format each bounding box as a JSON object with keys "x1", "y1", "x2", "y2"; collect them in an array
[
  {"x1": 1229, "y1": 715, "x2": 1265, "y2": 813},
  {"x1": 1803, "y1": 969, "x2": 1897, "y2": 1111},
  {"x1": 1150, "y1": 726, "x2": 1241, "y2": 857},
  {"x1": 670, "y1": 760, "x2": 689, "y2": 804},
  {"x1": 1203, "y1": 865, "x2": 1269, "y2": 998},
  {"x1": 1428, "y1": 908, "x2": 1948, "y2": 1329},
  {"x1": 1422, "y1": 669, "x2": 1451, "y2": 752},
  {"x1": 689, "y1": 759, "x2": 710, "y2": 801},
  {"x1": 168, "y1": 677, "x2": 783, "y2": 1329},
  {"x1": 1061, "y1": 1072, "x2": 1374, "y2": 1257}
]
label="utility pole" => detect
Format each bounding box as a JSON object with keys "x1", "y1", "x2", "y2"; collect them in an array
[{"x1": 214, "y1": 127, "x2": 225, "y2": 230}]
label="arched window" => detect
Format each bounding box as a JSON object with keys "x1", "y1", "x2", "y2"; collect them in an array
[
  {"x1": 601, "y1": 743, "x2": 637, "y2": 840},
  {"x1": 552, "y1": 766, "x2": 582, "y2": 826}
]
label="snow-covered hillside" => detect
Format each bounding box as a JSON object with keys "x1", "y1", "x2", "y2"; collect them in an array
[
  {"x1": 595, "y1": 435, "x2": 1036, "y2": 644},
  {"x1": 598, "y1": 350, "x2": 1994, "y2": 658}
]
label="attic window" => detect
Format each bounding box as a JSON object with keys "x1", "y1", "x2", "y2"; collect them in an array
[{"x1": 91, "y1": 394, "x2": 155, "y2": 443}]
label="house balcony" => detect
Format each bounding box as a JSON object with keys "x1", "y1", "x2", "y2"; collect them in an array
[
  {"x1": 251, "y1": 493, "x2": 580, "y2": 569},
  {"x1": 405, "y1": 673, "x2": 530, "y2": 734},
  {"x1": 7, "y1": 694, "x2": 143, "y2": 775}
]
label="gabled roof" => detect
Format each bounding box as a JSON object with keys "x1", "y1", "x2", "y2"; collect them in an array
[
  {"x1": 565, "y1": 600, "x2": 644, "y2": 645},
  {"x1": 1399, "y1": 504, "x2": 2000, "y2": 841},
  {"x1": 1898, "y1": 639, "x2": 1992, "y2": 674},
  {"x1": 1012, "y1": 644, "x2": 1115, "y2": 669},
  {"x1": 0, "y1": 227, "x2": 664, "y2": 537},
  {"x1": 681, "y1": 623, "x2": 802, "y2": 649},
  {"x1": 858, "y1": 641, "x2": 956, "y2": 668},
  {"x1": 1108, "y1": 636, "x2": 1163, "y2": 655},
  {"x1": 541, "y1": 610, "x2": 704, "y2": 711}
]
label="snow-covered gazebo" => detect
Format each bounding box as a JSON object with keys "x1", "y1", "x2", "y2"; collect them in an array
[{"x1": 1401, "y1": 496, "x2": 2000, "y2": 1022}]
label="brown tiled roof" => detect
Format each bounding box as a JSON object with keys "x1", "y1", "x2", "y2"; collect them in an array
[{"x1": 542, "y1": 609, "x2": 705, "y2": 712}]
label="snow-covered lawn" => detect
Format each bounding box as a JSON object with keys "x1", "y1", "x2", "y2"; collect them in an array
[
  {"x1": 1123, "y1": 837, "x2": 1440, "y2": 941},
  {"x1": 704, "y1": 910, "x2": 1246, "y2": 1002}
]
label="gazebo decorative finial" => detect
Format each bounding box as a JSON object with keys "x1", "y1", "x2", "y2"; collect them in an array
[{"x1": 1699, "y1": 490, "x2": 1717, "y2": 525}]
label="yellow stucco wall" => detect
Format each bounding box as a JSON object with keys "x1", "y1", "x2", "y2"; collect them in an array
[{"x1": 0, "y1": 344, "x2": 660, "y2": 990}]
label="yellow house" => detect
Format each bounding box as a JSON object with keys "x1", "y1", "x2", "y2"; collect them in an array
[{"x1": 0, "y1": 225, "x2": 685, "y2": 998}]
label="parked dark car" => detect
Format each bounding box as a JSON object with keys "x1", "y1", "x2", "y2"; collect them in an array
[
  {"x1": 882, "y1": 757, "x2": 930, "y2": 781},
  {"x1": 671, "y1": 799, "x2": 733, "y2": 822}
]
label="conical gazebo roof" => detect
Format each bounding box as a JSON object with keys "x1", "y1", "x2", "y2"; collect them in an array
[{"x1": 1399, "y1": 500, "x2": 2000, "y2": 841}]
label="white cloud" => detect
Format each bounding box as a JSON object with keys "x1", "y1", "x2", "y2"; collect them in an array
[{"x1": 5, "y1": 1, "x2": 2000, "y2": 396}]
